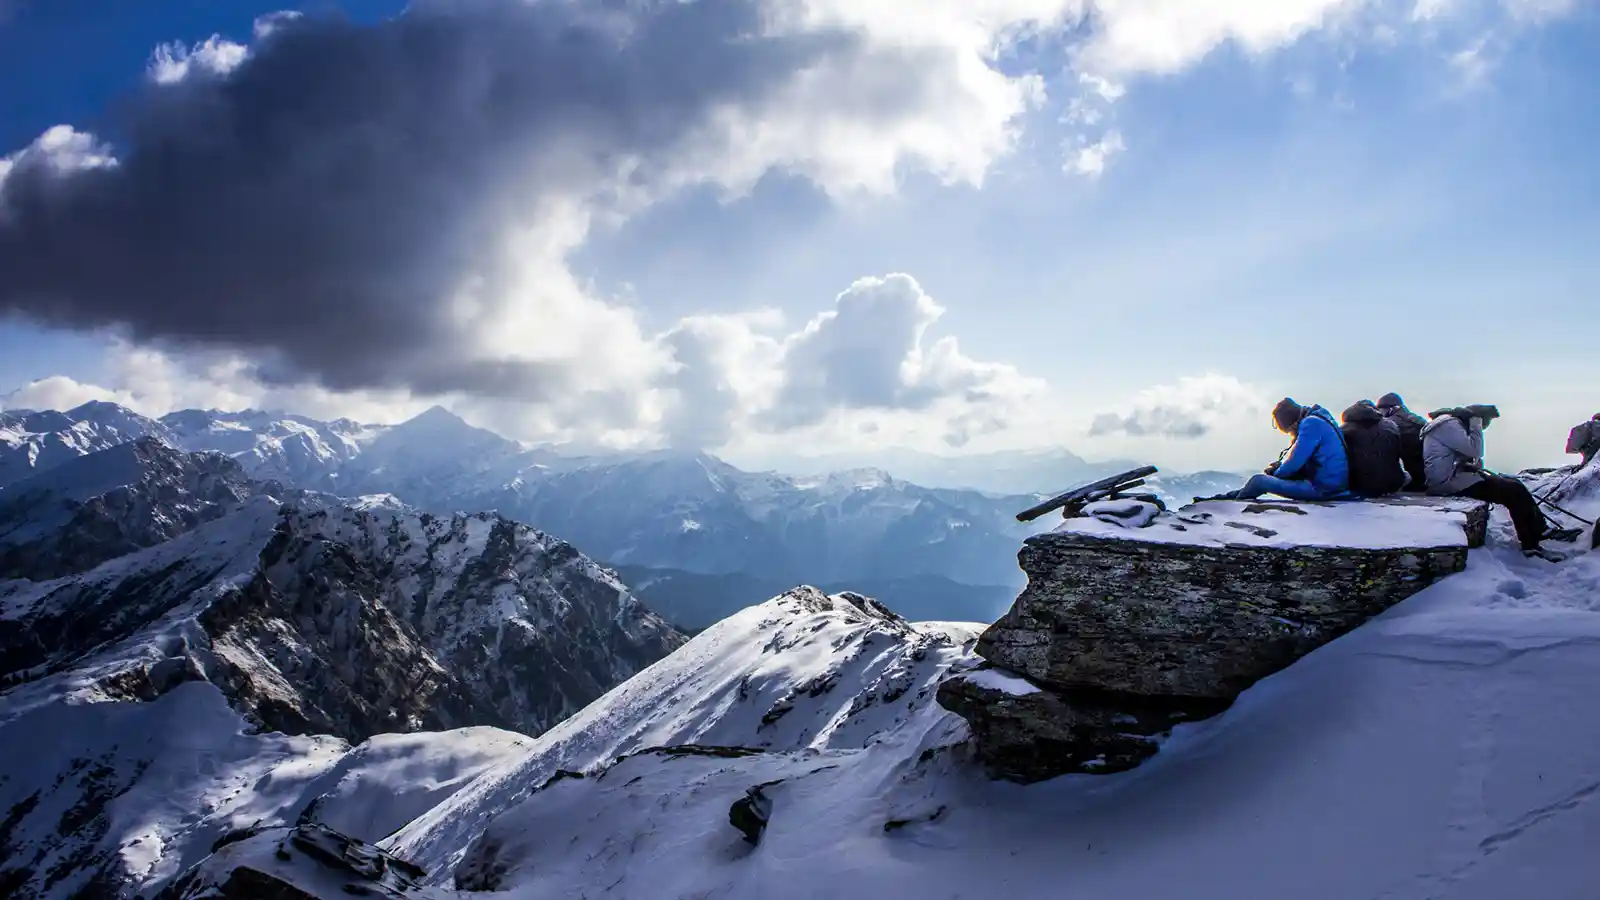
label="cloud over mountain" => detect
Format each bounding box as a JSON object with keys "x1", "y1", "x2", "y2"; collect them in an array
[
  {"x1": 1088, "y1": 373, "x2": 1267, "y2": 441},
  {"x1": 0, "y1": 0, "x2": 1069, "y2": 448},
  {"x1": 0, "y1": 0, "x2": 1585, "y2": 457}
]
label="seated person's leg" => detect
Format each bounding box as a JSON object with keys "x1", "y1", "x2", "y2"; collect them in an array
[
  {"x1": 1233, "y1": 473, "x2": 1275, "y2": 500},
  {"x1": 1236, "y1": 474, "x2": 1326, "y2": 501},
  {"x1": 1461, "y1": 475, "x2": 1546, "y2": 551}
]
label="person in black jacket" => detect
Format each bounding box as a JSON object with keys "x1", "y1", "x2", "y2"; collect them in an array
[
  {"x1": 1341, "y1": 400, "x2": 1406, "y2": 497},
  {"x1": 1377, "y1": 392, "x2": 1427, "y2": 492}
]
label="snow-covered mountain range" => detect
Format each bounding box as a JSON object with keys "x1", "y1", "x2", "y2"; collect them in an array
[
  {"x1": 4, "y1": 423, "x2": 1597, "y2": 898},
  {"x1": 159, "y1": 466, "x2": 1600, "y2": 900},
  {"x1": 0, "y1": 432, "x2": 687, "y2": 896},
  {"x1": 3, "y1": 401, "x2": 1129, "y2": 626}
]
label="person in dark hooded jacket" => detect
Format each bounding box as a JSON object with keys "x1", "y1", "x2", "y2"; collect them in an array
[
  {"x1": 1377, "y1": 392, "x2": 1428, "y2": 491},
  {"x1": 1341, "y1": 400, "x2": 1406, "y2": 497}
]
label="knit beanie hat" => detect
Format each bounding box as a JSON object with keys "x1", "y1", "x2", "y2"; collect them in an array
[
  {"x1": 1272, "y1": 397, "x2": 1303, "y2": 431},
  {"x1": 1377, "y1": 392, "x2": 1404, "y2": 409}
]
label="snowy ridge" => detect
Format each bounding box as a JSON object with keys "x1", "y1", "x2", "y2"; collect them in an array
[
  {"x1": 0, "y1": 437, "x2": 260, "y2": 581},
  {"x1": 384, "y1": 587, "x2": 981, "y2": 876},
  {"x1": 1, "y1": 496, "x2": 683, "y2": 739},
  {"x1": 3, "y1": 402, "x2": 1070, "y2": 624},
  {"x1": 0, "y1": 401, "x2": 173, "y2": 489},
  {"x1": 46, "y1": 467, "x2": 1600, "y2": 899}
]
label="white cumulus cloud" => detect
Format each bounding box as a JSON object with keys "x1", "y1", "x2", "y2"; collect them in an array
[{"x1": 1088, "y1": 373, "x2": 1270, "y2": 440}]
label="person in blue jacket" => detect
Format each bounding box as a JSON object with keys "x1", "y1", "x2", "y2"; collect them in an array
[{"x1": 1219, "y1": 398, "x2": 1352, "y2": 501}]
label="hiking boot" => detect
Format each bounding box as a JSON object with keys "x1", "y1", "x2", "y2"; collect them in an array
[
  {"x1": 1542, "y1": 526, "x2": 1583, "y2": 544},
  {"x1": 1523, "y1": 544, "x2": 1569, "y2": 563}
]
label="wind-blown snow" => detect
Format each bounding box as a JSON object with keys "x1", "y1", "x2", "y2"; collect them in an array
[{"x1": 1058, "y1": 496, "x2": 1481, "y2": 550}]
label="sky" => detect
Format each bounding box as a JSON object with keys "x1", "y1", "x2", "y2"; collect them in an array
[{"x1": 0, "y1": 0, "x2": 1595, "y2": 474}]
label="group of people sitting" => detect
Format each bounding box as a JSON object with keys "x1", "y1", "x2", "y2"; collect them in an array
[{"x1": 1210, "y1": 393, "x2": 1596, "y2": 561}]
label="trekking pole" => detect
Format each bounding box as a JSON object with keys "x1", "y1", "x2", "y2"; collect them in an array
[{"x1": 1482, "y1": 467, "x2": 1596, "y2": 527}]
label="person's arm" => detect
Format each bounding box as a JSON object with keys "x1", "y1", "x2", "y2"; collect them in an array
[
  {"x1": 1273, "y1": 420, "x2": 1321, "y2": 480},
  {"x1": 1430, "y1": 419, "x2": 1482, "y2": 463}
]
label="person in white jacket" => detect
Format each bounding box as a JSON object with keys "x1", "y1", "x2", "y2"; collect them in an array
[{"x1": 1421, "y1": 405, "x2": 1554, "y2": 560}]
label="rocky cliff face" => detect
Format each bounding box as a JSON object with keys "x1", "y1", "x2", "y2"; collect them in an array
[
  {"x1": 938, "y1": 496, "x2": 1487, "y2": 782},
  {"x1": 1, "y1": 493, "x2": 685, "y2": 742},
  {"x1": 0, "y1": 436, "x2": 262, "y2": 581}
]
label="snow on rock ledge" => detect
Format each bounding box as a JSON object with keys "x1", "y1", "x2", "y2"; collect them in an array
[{"x1": 938, "y1": 495, "x2": 1487, "y2": 783}]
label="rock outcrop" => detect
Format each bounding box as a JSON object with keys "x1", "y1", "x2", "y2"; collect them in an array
[
  {"x1": 155, "y1": 824, "x2": 437, "y2": 900},
  {"x1": 939, "y1": 496, "x2": 1487, "y2": 782}
]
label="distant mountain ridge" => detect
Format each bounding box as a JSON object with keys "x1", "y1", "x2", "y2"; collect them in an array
[{"x1": 0, "y1": 401, "x2": 1242, "y2": 625}]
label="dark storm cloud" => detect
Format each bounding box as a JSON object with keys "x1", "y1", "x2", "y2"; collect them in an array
[{"x1": 0, "y1": 0, "x2": 852, "y2": 397}]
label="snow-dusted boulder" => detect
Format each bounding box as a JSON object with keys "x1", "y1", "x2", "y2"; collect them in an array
[{"x1": 940, "y1": 496, "x2": 1488, "y2": 782}]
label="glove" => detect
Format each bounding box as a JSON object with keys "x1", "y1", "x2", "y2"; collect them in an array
[
  {"x1": 1264, "y1": 462, "x2": 1280, "y2": 475},
  {"x1": 1462, "y1": 403, "x2": 1500, "y2": 422}
]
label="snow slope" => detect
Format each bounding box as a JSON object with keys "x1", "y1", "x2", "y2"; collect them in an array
[
  {"x1": 102, "y1": 467, "x2": 1600, "y2": 899},
  {"x1": 435, "y1": 544, "x2": 1600, "y2": 899},
  {"x1": 0, "y1": 680, "x2": 528, "y2": 898},
  {"x1": 384, "y1": 587, "x2": 982, "y2": 877}
]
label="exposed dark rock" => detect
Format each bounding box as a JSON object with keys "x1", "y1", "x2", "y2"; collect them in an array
[
  {"x1": 155, "y1": 825, "x2": 428, "y2": 900},
  {"x1": 0, "y1": 437, "x2": 260, "y2": 581},
  {"x1": 728, "y1": 783, "x2": 774, "y2": 845},
  {"x1": 938, "y1": 496, "x2": 1486, "y2": 782},
  {"x1": 0, "y1": 495, "x2": 686, "y2": 744}
]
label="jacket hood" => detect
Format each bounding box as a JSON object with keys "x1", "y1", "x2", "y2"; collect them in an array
[
  {"x1": 1342, "y1": 402, "x2": 1383, "y2": 425},
  {"x1": 1304, "y1": 404, "x2": 1337, "y2": 427},
  {"x1": 1421, "y1": 414, "x2": 1460, "y2": 437}
]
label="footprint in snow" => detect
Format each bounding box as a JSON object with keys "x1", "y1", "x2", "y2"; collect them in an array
[{"x1": 1496, "y1": 578, "x2": 1527, "y2": 600}]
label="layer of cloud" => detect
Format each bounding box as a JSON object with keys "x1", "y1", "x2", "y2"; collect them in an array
[
  {"x1": 1088, "y1": 373, "x2": 1268, "y2": 440},
  {"x1": 2, "y1": 272, "x2": 1040, "y2": 453},
  {"x1": 0, "y1": 0, "x2": 1064, "y2": 424},
  {"x1": 1, "y1": 375, "x2": 128, "y2": 413},
  {"x1": 1, "y1": 0, "x2": 1587, "y2": 456}
]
